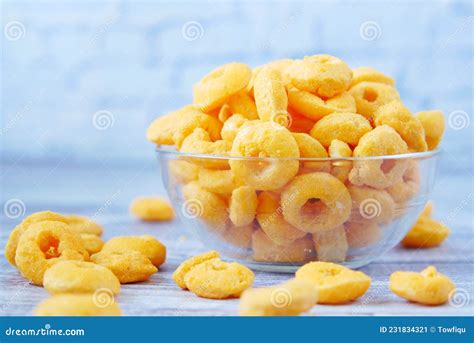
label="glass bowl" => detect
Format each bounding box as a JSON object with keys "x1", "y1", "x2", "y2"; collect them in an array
[{"x1": 157, "y1": 147, "x2": 439, "y2": 272}]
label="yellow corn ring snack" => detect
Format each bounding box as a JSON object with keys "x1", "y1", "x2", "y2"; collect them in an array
[
  {"x1": 43, "y1": 260, "x2": 120, "y2": 295},
  {"x1": 350, "y1": 67, "x2": 395, "y2": 87},
  {"x1": 374, "y1": 100, "x2": 428, "y2": 152},
  {"x1": 5, "y1": 211, "x2": 68, "y2": 266},
  {"x1": 253, "y1": 67, "x2": 289, "y2": 126},
  {"x1": 130, "y1": 196, "x2": 175, "y2": 222},
  {"x1": 402, "y1": 202, "x2": 450, "y2": 248},
  {"x1": 415, "y1": 110, "x2": 445, "y2": 150},
  {"x1": 101, "y1": 235, "x2": 166, "y2": 267},
  {"x1": 229, "y1": 122, "x2": 300, "y2": 190},
  {"x1": 193, "y1": 62, "x2": 252, "y2": 112},
  {"x1": 172, "y1": 250, "x2": 220, "y2": 289},
  {"x1": 287, "y1": 87, "x2": 356, "y2": 121},
  {"x1": 252, "y1": 229, "x2": 314, "y2": 263},
  {"x1": 172, "y1": 109, "x2": 223, "y2": 149},
  {"x1": 281, "y1": 172, "x2": 352, "y2": 233},
  {"x1": 228, "y1": 91, "x2": 259, "y2": 120},
  {"x1": 312, "y1": 225, "x2": 348, "y2": 262},
  {"x1": 34, "y1": 294, "x2": 122, "y2": 316},
  {"x1": 198, "y1": 168, "x2": 240, "y2": 195},
  {"x1": 349, "y1": 125, "x2": 409, "y2": 189},
  {"x1": 229, "y1": 186, "x2": 258, "y2": 227},
  {"x1": 349, "y1": 81, "x2": 400, "y2": 121},
  {"x1": 91, "y1": 250, "x2": 157, "y2": 284},
  {"x1": 310, "y1": 112, "x2": 372, "y2": 148},
  {"x1": 348, "y1": 185, "x2": 395, "y2": 224},
  {"x1": 81, "y1": 233, "x2": 104, "y2": 254},
  {"x1": 146, "y1": 105, "x2": 195, "y2": 145},
  {"x1": 184, "y1": 258, "x2": 254, "y2": 299},
  {"x1": 328, "y1": 139, "x2": 352, "y2": 182},
  {"x1": 390, "y1": 266, "x2": 455, "y2": 305},
  {"x1": 168, "y1": 159, "x2": 200, "y2": 184},
  {"x1": 345, "y1": 221, "x2": 381, "y2": 248},
  {"x1": 64, "y1": 214, "x2": 103, "y2": 236},
  {"x1": 286, "y1": 54, "x2": 352, "y2": 98},
  {"x1": 296, "y1": 261, "x2": 371, "y2": 304},
  {"x1": 240, "y1": 278, "x2": 317, "y2": 316},
  {"x1": 15, "y1": 220, "x2": 88, "y2": 285},
  {"x1": 182, "y1": 181, "x2": 229, "y2": 233},
  {"x1": 386, "y1": 159, "x2": 420, "y2": 204}
]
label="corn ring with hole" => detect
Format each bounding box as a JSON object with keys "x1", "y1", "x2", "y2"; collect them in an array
[
  {"x1": 281, "y1": 172, "x2": 352, "y2": 233},
  {"x1": 15, "y1": 220, "x2": 88, "y2": 285},
  {"x1": 229, "y1": 122, "x2": 300, "y2": 190},
  {"x1": 349, "y1": 81, "x2": 400, "y2": 121},
  {"x1": 5, "y1": 211, "x2": 68, "y2": 266},
  {"x1": 349, "y1": 125, "x2": 408, "y2": 189}
]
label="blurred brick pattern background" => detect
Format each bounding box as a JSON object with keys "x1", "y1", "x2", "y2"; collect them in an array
[{"x1": 1, "y1": 0, "x2": 472, "y2": 172}]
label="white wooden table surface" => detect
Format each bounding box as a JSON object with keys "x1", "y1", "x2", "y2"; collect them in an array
[{"x1": 0, "y1": 161, "x2": 473, "y2": 316}]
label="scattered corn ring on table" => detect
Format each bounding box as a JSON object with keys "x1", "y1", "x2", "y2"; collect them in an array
[{"x1": 0, "y1": 163, "x2": 472, "y2": 316}]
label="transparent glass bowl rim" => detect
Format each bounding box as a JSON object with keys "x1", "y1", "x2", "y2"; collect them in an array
[{"x1": 156, "y1": 146, "x2": 441, "y2": 162}]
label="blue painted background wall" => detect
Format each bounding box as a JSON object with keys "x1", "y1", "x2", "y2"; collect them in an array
[{"x1": 1, "y1": 0, "x2": 472, "y2": 173}]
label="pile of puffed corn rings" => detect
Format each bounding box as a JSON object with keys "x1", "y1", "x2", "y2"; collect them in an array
[{"x1": 3, "y1": 55, "x2": 453, "y2": 317}]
